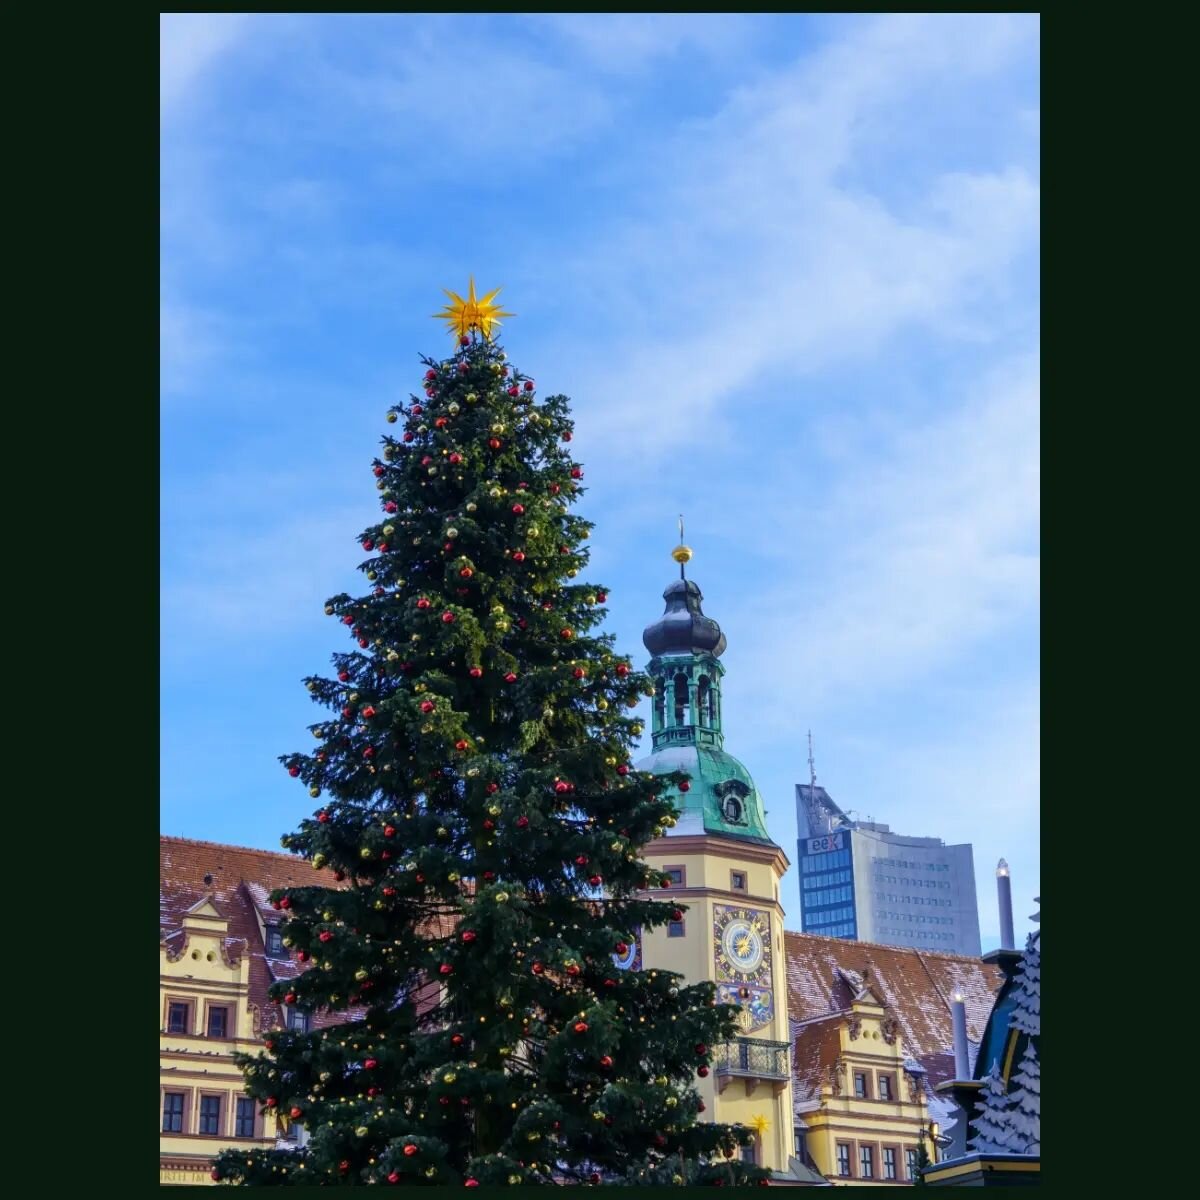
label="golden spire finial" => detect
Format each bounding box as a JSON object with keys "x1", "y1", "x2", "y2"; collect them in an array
[
  {"x1": 671, "y1": 514, "x2": 693, "y2": 574},
  {"x1": 433, "y1": 277, "x2": 514, "y2": 340}
]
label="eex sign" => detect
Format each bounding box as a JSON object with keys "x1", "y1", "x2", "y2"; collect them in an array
[{"x1": 806, "y1": 834, "x2": 844, "y2": 854}]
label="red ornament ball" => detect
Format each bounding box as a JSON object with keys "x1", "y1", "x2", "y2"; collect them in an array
[
  {"x1": 460, "y1": 567, "x2": 474, "y2": 578},
  {"x1": 439, "y1": 963, "x2": 453, "y2": 975},
  {"x1": 603, "y1": 978, "x2": 616, "y2": 988},
  {"x1": 679, "y1": 780, "x2": 691, "y2": 793},
  {"x1": 338, "y1": 670, "x2": 350, "y2": 682},
  {"x1": 449, "y1": 452, "x2": 462, "y2": 464},
  {"x1": 420, "y1": 700, "x2": 435, "y2": 713},
  {"x1": 451, "y1": 1033, "x2": 464, "y2": 1045},
  {"x1": 424, "y1": 369, "x2": 436, "y2": 380},
  {"x1": 617, "y1": 764, "x2": 629, "y2": 776},
  {"x1": 571, "y1": 467, "x2": 583, "y2": 479},
  {"x1": 462, "y1": 930, "x2": 477, "y2": 943},
  {"x1": 455, "y1": 739, "x2": 469, "y2": 751},
  {"x1": 466, "y1": 1180, "x2": 479, "y2": 1189},
  {"x1": 365, "y1": 1057, "x2": 378, "y2": 1069},
  {"x1": 589, "y1": 874, "x2": 602, "y2": 886},
  {"x1": 403, "y1": 1144, "x2": 418, "y2": 1157},
  {"x1": 698, "y1": 1065, "x2": 709, "y2": 1077},
  {"x1": 319, "y1": 931, "x2": 333, "y2": 943},
  {"x1": 504, "y1": 672, "x2": 518, "y2": 683},
  {"x1": 383, "y1": 886, "x2": 396, "y2": 897},
  {"x1": 512, "y1": 503, "x2": 525, "y2": 514},
  {"x1": 288, "y1": 766, "x2": 300, "y2": 777},
  {"x1": 384, "y1": 824, "x2": 396, "y2": 837},
  {"x1": 673, "y1": 909, "x2": 684, "y2": 921},
  {"x1": 486, "y1": 782, "x2": 500, "y2": 794},
  {"x1": 556, "y1": 781, "x2": 571, "y2": 794},
  {"x1": 411, "y1": 404, "x2": 424, "y2": 416},
  {"x1": 597, "y1": 592, "x2": 607, "y2": 603},
  {"x1": 560, "y1": 628, "x2": 573, "y2": 640},
  {"x1": 573, "y1": 667, "x2": 586, "y2": 679},
  {"x1": 507, "y1": 385, "x2": 519, "y2": 396},
  {"x1": 290, "y1": 1106, "x2": 303, "y2": 1119},
  {"x1": 388, "y1": 1172, "x2": 400, "y2": 1184},
  {"x1": 615, "y1": 663, "x2": 629, "y2": 677},
  {"x1": 441, "y1": 610, "x2": 456, "y2": 623},
  {"x1": 317, "y1": 811, "x2": 330, "y2": 823},
  {"x1": 562, "y1": 431, "x2": 572, "y2": 442},
  {"x1": 524, "y1": 380, "x2": 534, "y2": 391},
  {"x1": 416, "y1": 597, "x2": 431, "y2": 609},
  {"x1": 489, "y1": 438, "x2": 502, "y2": 450},
  {"x1": 512, "y1": 551, "x2": 525, "y2": 562},
  {"x1": 469, "y1": 666, "x2": 483, "y2": 677},
  {"x1": 403, "y1": 431, "x2": 414, "y2": 442},
  {"x1": 531, "y1": 962, "x2": 544, "y2": 975},
  {"x1": 284, "y1": 991, "x2": 296, "y2": 1004},
  {"x1": 358, "y1": 638, "x2": 369, "y2": 648},
  {"x1": 384, "y1": 500, "x2": 398, "y2": 512},
  {"x1": 435, "y1": 416, "x2": 448, "y2": 429},
  {"x1": 614, "y1": 941, "x2": 628, "y2": 954},
  {"x1": 211, "y1": 1171, "x2": 220, "y2": 1182},
  {"x1": 574, "y1": 1021, "x2": 589, "y2": 1033},
  {"x1": 516, "y1": 815, "x2": 529, "y2": 828}
]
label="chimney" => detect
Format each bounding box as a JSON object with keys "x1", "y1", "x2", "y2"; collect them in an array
[
  {"x1": 951, "y1": 991, "x2": 970, "y2": 1081},
  {"x1": 996, "y1": 858, "x2": 1015, "y2": 950}
]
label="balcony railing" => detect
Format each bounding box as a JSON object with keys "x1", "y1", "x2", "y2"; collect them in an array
[{"x1": 714, "y1": 1037, "x2": 791, "y2": 1090}]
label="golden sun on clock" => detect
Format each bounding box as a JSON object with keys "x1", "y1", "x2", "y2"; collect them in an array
[{"x1": 713, "y1": 904, "x2": 772, "y2": 985}]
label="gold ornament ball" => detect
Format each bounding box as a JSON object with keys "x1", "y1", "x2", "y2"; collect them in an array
[
  {"x1": 446, "y1": 527, "x2": 459, "y2": 539},
  {"x1": 593, "y1": 1111, "x2": 606, "y2": 1122},
  {"x1": 665, "y1": 1097, "x2": 678, "y2": 1108},
  {"x1": 313, "y1": 853, "x2": 327, "y2": 868},
  {"x1": 508, "y1": 1175, "x2": 521, "y2": 1185},
  {"x1": 324, "y1": 604, "x2": 335, "y2": 615},
  {"x1": 443, "y1": 1072, "x2": 457, "y2": 1084},
  {"x1": 448, "y1": 872, "x2": 460, "y2": 882},
  {"x1": 495, "y1": 890, "x2": 510, "y2": 902},
  {"x1": 355, "y1": 969, "x2": 368, "y2": 981},
  {"x1": 323, "y1": 910, "x2": 334, "y2": 920},
  {"x1": 466, "y1": 392, "x2": 478, "y2": 403},
  {"x1": 466, "y1": 502, "x2": 478, "y2": 513},
  {"x1": 425, "y1": 1167, "x2": 437, "y2": 1178},
  {"x1": 488, "y1": 804, "x2": 501, "y2": 816},
  {"x1": 597, "y1": 699, "x2": 609, "y2": 710},
  {"x1": 491, "y1": 364, "x2": 503, "y2": 375},
  {"x1": 360, "y1": 847, "x2": 372, "y2": 859},
  {"x1": 655, "y1": 1075, "x2": 668, "y2": 1086},
  {"x1": 491, "y1": 423, "x2": 506, "y2": 435},
  {"x1": 672, "y1": 544, "x2": 693, "y2": 564},
  {"x1": 386, "y1": 412, "x2": 397, "y2": 423},
  {"x1": 448, "y1": 402, "x2": 460, "y2": 415},
  {"x1": 355, "y1": 1126, "x2": 369, "y2": 1137},
  {"x1": 366, "y1": 570, "x2": 377, "y2": 581}
]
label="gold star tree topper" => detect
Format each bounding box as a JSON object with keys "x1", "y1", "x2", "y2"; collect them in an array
[{"x1": 433, "y1": 277, "x2": 514, "y2": 340}]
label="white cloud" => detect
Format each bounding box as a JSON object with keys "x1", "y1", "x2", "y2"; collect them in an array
[{"x1": 160, "y1": 13, "x2": 250, "y2": 117}]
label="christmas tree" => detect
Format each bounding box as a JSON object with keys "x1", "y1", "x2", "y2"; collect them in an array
[
  {"x1": 213, "y1": 284, "x2": 769, "y2": 1187},
  {"x1": 967, "y1": 1066, "x2": 1018, "y2": 1155},
  {"x1": 1008, "y1": 899, "x2": 1040, "y2": 1040},
  {"x1": 1004, "y1": 1043, "x2": 1040, "y2": 1154}
]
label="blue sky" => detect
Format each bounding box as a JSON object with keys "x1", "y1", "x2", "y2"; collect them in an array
[{"x1": 161, "y1": 13, "x2": 1039, "y2": 951}]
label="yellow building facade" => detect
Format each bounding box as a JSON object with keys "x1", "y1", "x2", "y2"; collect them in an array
[{"x1": 159, "y1": 837, "x2": 329, "y2": 1184}]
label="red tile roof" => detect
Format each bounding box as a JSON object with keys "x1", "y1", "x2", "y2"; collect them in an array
[
  {"x1": 160, "y1": 836, "x2": 347, "y2": 1035},
  {"x1": 785, "y1": 931, "x2": 1004, "y2": 1096}
]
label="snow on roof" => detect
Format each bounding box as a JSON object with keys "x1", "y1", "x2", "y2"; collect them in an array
[{"x1": 785, "y1": 930, "x2": 1005, "y2": 1095}]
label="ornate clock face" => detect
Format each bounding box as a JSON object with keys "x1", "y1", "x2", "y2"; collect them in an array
[{"x1": 713, "y1": 905, "x2": 772, "y2": 985}]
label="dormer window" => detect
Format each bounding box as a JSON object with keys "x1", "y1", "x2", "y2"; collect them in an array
[
  {"x1": 715, "y1": 780, "x2": 750, "y2": 824},
  {"x1": 266, "y1": 925, "x2": 284, "y2": 955}
]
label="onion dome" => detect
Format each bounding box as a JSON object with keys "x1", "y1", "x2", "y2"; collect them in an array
[{"x1": 643, "y1": 579, "x2": 727, "y2": 658}]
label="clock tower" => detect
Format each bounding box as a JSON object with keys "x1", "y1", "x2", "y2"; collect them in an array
[{"x1": 628, "y1": 540, "x2": 798, "y2": 1180}]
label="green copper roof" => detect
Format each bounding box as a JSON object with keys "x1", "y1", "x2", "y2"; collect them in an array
[
  {"x1": 638, "y1": 563, "x2": 778, "y2": 847},
  {"x1": 636, "y1": 738, "x2": 773, "y2": 844}
]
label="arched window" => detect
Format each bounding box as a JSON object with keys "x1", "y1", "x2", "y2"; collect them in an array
[
  {"x1": 696, "y1": 677, "x2": 711, "y2": 728},
  {"x1": 673, "y1": 673, "x2": 689, "y2": 726},
  {"x1": 653, "y1": 686, "x2": 665, "y2": 730}
]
